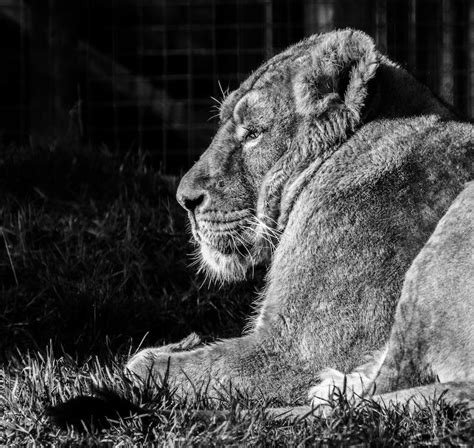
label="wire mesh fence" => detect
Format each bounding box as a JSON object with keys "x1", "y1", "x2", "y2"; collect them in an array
[{"x1": 0, "y1": 0, "x2": 472, "y2": 172}]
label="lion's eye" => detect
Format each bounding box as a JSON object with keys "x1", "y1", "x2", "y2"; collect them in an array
[{"x1": 244, "y1": 129, "x2": 260, "y2": 141}]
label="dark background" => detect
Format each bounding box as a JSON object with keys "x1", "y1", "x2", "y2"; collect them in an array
[{"x1": 1, "y1": 0, "x2": 473, "y2": 173}]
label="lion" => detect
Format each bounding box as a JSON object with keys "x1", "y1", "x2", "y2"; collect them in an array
[{"x1": 126, "y1": 29, "x2": 474, "y2": 406}]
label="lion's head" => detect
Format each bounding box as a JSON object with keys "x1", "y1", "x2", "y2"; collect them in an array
[{"x1": 176, "y1": 29, "x2": 430, "y2": 282}]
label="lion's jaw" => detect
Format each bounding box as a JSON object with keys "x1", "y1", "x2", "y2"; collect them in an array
[{"x1": 190, "y1": 208, "x2": 272, "y2": 283}]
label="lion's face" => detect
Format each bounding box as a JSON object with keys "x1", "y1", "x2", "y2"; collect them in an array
[
  {"x1": 176, "y1": 30, "x2": 378, "y2": 282},
  {"x1": 177, "y1": 84, "x2": 297, "y2": 282}
]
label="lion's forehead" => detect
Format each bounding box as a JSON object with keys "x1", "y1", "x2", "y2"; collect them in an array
[{"x1": 219, "y1": 41, "x2": 314, "y2": 123}]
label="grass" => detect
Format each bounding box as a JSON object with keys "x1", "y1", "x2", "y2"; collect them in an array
[
  {"x1": 0, "y1": 144, "x2": 472, "y2": 445},
  {"x1": 2, "y1": 349, "x2": 472, "y2": 446}
]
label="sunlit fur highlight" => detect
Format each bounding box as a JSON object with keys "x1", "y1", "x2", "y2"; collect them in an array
[
  {"x1": 209, "y1": 81, "x2": 231, "y2": 121},
  {"x1": 191, "y1": 210, "x2": 280, "y2": 284}
]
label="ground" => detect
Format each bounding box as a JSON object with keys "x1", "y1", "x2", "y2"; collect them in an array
[{"x1": 0, "y1": 144, "x2": 472, "y2": 445}]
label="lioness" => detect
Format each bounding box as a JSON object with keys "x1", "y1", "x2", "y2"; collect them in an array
[{"x1": 127, "y1": 29, "x2": 473, "y2": 405}]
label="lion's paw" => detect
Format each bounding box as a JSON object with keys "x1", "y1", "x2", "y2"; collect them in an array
[
  {"x1": 125, "y1": 348, "x2": 172, "y2": 386},
  {"x1": 125, "y1": 333, "x2": 202, "y2": 386},
  {"x1": 308, "y1": 368, "x2": 346, "y2": 407},
  {"x1": 308, "y1": 368, "x2": 367, "y2": 408}
]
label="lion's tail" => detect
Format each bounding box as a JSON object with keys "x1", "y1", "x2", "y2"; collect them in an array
[
  {"x1": 370, "y1": 381, "x2": 474, "y2": 416},
  {"x1": 265, "y1": 381, "x2": 474, "y2": 421}
]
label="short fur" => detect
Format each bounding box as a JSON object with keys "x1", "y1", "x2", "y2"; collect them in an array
[
  {"x1": 126, "y1": 29, "x2": 474, "y2": 404},
  {"x1": 309, "y1": 182, "x2": 474, "y2": 407}
]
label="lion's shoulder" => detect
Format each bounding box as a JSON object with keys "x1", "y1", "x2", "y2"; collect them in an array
[{"x1": 303, "y1": 117, "x2": 473, "y2": 199}]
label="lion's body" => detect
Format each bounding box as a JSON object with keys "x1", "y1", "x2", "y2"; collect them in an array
[
  {"x1": 127, "y1": 30, "x2": 474, "y2": 405},
  {"x1": 309, "y1": 181, "x2": 474, "y2": 407}
]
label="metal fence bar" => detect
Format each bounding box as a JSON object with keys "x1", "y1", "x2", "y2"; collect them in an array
[
  {"x1": 186, "y1": 0, "x2": 193, "y2": 165},
  {"x1": 162, "y1": 0, "x2": 169, "y2": 168},
  {"x1": 137, "y1": 0, "x2": 144, "y2": 150},
  {"x1": 469, "y1": 0, "x2": 474, "y2": 117},
  {"x1": 112, "y1": 0, "x2": 119, "y2": 150},
  {"x1": 47, "y1": 0, "x2": 53, "y2": 137},
  {"x1": 19, "y1": 0, "x2": 26, "y2": 141},
  {"x1": 237, "y1": 0, "x2": 242, "y2": 82},
  {"x1": 407, "y1": 0, "x2": 417, "y2": 71},
  {"x1": 264, "y1": 0, "x2": 273, "y2": 59},
  {"x1": 440, "y1": 0, "x2": 454, "y2": 105},
  {"x1": 375, "y1": 0, "x2": 388, "y2": 53},
  {"x1": 211, "y1": 0, "x2": 218, "y2": 125}
]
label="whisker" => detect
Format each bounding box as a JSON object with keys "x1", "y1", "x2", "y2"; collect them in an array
[
  {"x1": 241, "y1": 223, "x2": 274, "y2": 252},
  {"x1": 249, "y1": 216, "x2": 281, "y2": 251}
]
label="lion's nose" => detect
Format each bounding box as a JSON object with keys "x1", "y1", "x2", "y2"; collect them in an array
[
  {"x1": 176, "y1": 177, "x2": 208, "y2": 214},
  {"x1": 179, "y1": 192, "x2": 206, "y2": 214}
]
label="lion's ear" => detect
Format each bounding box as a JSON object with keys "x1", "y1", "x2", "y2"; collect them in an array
[{"x1": 293, "y1": 29, "x2": 379, "y2": 121}]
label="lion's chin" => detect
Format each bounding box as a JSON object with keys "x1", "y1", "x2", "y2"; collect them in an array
[{"x1": 199, "y1": 242, "x2": 255, "y2": 283}]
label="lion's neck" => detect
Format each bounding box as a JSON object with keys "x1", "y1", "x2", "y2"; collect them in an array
[{"x1": 368, "y1": 62, "x2": 457, "y2": 121}]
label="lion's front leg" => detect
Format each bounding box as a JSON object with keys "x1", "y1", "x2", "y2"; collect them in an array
[
  {"x1": 125, "y1": 334, "x2": 261, "y2": 396},
  {"x1": 125, "y1": 349, "x2": 206, "y2": 395}
]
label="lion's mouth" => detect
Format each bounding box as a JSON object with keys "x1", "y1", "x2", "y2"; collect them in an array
[
  {"x1": 193, "y1": 210, "x2": 255, "y2": 257},
  {"x1": 187, "y1": 208, "x2": 272, "y2": 281}
]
